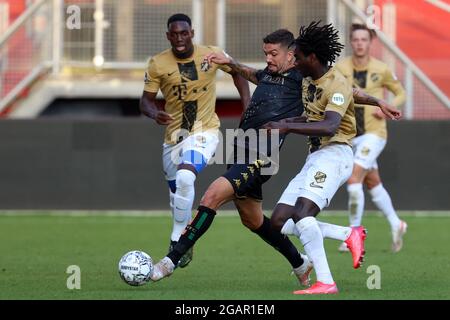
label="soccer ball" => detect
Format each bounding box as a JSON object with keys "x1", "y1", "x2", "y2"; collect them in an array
[{"x1": 118, "y1": 250, "x2": 153, "y2": 286}]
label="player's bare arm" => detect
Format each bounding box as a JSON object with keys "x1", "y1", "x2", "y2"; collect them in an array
[
  {"x1": 283, "y1": 116, "x2": 308, "y2": 123},
  {"x1": 263, "y1": 111, "x2": 342, "y2": 136},
  {"x1": 229, "y1": 70, "x2": 251, "y2": 111},
  {"x1": 205, "y1": 52, "x2": 259, "y2": 85},
  {"x1": 352, "y1": 88, "x2": 402, "y2": 120},
  {"x1": 139, "y1": 91, "x2": 174, "y2": 125}
]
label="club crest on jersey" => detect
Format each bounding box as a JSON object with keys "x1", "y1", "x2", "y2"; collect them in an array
[
  {"x1": 361, "y1": 147, "x2": 370, "y2": 156},
  {"x1": 370, "y1": 73, "x2": 380, "y2": 83},
  {"x1": 314, "y1": 171, "x2": 327, "y2": 183},
  {"x1": 201, "y1": 59, "x2": 211, "y2": 72}
]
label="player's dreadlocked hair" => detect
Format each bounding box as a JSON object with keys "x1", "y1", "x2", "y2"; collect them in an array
[{"x1": 295, "y1": 21, "x2": 344, "y2": 66}]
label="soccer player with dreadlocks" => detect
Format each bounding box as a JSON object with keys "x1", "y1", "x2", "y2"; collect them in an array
[{"x1": 264, "y1": 21, "x2": 372, "y2": 295}]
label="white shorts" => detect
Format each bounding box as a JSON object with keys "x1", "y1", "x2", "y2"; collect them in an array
[
  {"x1": 277, "y1": 144, "x2": 354, "y2": 210},
  {"x1": 352, "y1": 133, "x2": 386, "y2": 170},
  {"x1": 162, "y1": 130, "x2": 219, "y2": 181}
]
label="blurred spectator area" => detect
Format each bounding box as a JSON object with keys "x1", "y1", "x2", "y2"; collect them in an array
[{"x1": 0, "y1": 0, "x2": 449, "y2": 119}]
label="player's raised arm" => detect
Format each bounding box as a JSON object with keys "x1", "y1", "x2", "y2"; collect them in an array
[
  {"x1": 205, "y1": 52, "x2": 260, "y2": 85},
  {"x1": 139, "y1": 91, "x2": 174, "y2": 125},
  {"x1": 352, "y1": 88, "x2": 402, "y2": 120}
]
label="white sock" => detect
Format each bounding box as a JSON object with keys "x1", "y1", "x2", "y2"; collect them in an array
[
  {"x1": 282, "y1": 218, "x2": 351, "y2": 242},
  {"x1": 169, "y1": 190, "x2": 175, "y2": 210},
  {"x1": 317, "y1": 221, "x2": 352, "y2": 241},
  {"x1": 171, "y1": 169, "x2": 196, "y2": 242},
  {"x1": 281, "y1": 218, "x2": 298, "y2": 236},
  {"x1": 370, "y1": 184, "x2": 401, "y2": 231},
  {"x1": 347, "y1": 183, "x2": 364, "y2": 227},
  {"x1": 296, "y1": 217, "x2": 334, "y2": 285}
]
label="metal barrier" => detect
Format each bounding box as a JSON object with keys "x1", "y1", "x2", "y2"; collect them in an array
[{"x1": 0, "y1": 0, "x2": 53, "y2": 112}]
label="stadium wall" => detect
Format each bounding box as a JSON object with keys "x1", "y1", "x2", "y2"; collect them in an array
[{"x1": 0, "y1": 119, "x2": 448, "y2": 211}]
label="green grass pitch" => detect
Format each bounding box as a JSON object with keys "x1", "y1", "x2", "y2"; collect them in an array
[{"x1": 0, "y1": 211, "x2": 449, "y2": 300}]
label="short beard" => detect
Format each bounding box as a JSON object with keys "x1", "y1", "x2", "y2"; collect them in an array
[{"x1": 172, "y1": 46, "x2": 194, "y2": 59}]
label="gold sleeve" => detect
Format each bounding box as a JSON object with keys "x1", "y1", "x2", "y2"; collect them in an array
[
  {"x1": 324, "y1": 81, "x2": 353, "y2": 116},
  {"x1": 383, "y1": 66, "x2": 406, "y2": 108},
  {"x1": 143, "y1": 58, "x2": 161, "y2": 93}
]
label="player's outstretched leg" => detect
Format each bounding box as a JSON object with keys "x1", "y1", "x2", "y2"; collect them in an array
[
  {"x1": 293, "y1": 215, "x2": 338, "y2": 294},
  {"x1": 253, "y1": 216, "x2": 313, "y2": 286},
  {"x1": 151, "y1": 205, "x2": 217, "y2": 281},
  {"x1": 151, "y1": 177, "x2": 234, "y2": 282},
  {"x1": 236, "y1": 199, "x2": 313, "y2": 286},
  {"x1": 273, "y1": 199, "x2": 338, "y2": 295},
  {"x1": 281, "y1": 218, "x2": 367, "y2": 269}
]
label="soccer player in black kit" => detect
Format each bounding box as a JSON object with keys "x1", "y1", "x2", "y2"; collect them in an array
[{"x1": 150, "y1": 29, "x2": 400, "y2": 284}]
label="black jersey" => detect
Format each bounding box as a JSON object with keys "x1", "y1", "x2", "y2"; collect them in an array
[
  {"x1": 231, "y1": 67, "x2": 304, "y2": 162},
  {"x1": 224, "y1": 68, "x2": 305, "y2": 199},
  {"x1": 240, "y1": 67, "x2": 304, "y2": 131}
]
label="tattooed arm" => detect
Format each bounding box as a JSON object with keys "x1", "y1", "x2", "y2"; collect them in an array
[{"x1": 205, "y1": 52, "x2": 260, "y2": 85}]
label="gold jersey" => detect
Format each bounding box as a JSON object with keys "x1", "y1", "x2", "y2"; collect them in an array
[
  {"x1": 335, "y1": 56, "x2": 406, "y2": 139},
  {"x1": 302, "y1": 67, "x2": 356, "y2": 152},
  {"x1": 144, "y1": 45, "x2": 232, "y2": 145}
]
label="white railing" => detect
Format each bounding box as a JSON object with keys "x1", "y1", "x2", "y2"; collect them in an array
[
  {"x1": 0, "y1": 0, "x2": 53, "y2": 112},
  {"x1": 337, "y1": 0, "x2": 450, "y2": 119}
]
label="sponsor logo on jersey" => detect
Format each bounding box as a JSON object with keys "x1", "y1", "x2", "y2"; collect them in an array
[{"x1": 331, "y1": 93, "x2": 345, "y2": 106}]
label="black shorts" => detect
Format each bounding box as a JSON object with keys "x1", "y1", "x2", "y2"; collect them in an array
[{"x1": 222, "y1": 160, "x2": 272, "y2": 201}]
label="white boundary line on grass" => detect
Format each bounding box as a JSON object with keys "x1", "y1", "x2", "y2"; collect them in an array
[{"x1": 0, "y1": 210, "x2": 449, "y2": 217}]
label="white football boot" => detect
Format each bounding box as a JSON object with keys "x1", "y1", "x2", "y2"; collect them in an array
[
  {"x1": 392, "y1": 220, "x2": 408, "y2": 253},
  {"x1": 292, "y1": 254, "x2": 314, "y2": 286},
  {"x1": 150, "y1": 257, "x2": 175, "y2": 282}
]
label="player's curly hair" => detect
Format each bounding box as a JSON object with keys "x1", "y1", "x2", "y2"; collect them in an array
[{"x1": 295, "y1": 21, "x2": 344, "y2": 66}]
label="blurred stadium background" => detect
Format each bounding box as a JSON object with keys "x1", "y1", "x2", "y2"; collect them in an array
[{"x1": 0, "y1": 0, "x2": 449, "y2": 301}]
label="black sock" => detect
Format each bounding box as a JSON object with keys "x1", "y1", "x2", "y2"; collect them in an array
[
  {"x1": 253, "y1": 216, "x2": 304, "y2": 269},
  {"x1": 167, "y1": 206, "x2": 216, "y2": 265}
]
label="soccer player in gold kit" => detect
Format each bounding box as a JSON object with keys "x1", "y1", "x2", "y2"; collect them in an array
[
  {"x1": 139, "y1": 14, "x2": 250, "y2": 268},
  {"x1": 335, "y1": 24, "x2": 407, "y2": 253}
]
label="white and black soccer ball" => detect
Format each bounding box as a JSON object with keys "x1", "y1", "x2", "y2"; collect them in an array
[{"x1": 118, "y1": 250, "x2": 153, "y2": 286}]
